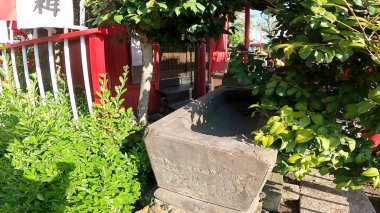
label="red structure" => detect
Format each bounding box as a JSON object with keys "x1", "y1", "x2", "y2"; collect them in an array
[
  {"x1": 86, "y1": 26, "x2": 161, "y2": 113},
  {"x1": 5, "y1": 3, "x2": 257, "y2": 114},
  {"x1": 97, "y1": 26, "x2": 161, "y2": 113},
  {"x1": 6, "y1": 26, "x2": 161, "y2": 113}
]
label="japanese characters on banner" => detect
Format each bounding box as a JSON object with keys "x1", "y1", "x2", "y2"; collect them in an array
[
  {"x1": 16, "y1": 0, "x2": 74, "y2": 29},
  {"x1": 131, "y1": 38, "x2": 143, "y2": 67}
]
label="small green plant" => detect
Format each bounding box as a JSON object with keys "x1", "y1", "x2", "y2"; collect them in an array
[{"x1": 0, "y1": 63, "x2": 150, "y2": 212}]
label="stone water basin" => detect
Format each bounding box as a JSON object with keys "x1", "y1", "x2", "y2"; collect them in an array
[{"x1": 144, "y1": 87, "x2": 277, "y2": 213}]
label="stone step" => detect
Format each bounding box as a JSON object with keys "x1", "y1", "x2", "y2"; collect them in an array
[
  {"x1": 159, "y1": 84, "x2": 193, "y2": 105},
  {"x1": 300, "y1": 170, "x2": 375, "y2": 213}
]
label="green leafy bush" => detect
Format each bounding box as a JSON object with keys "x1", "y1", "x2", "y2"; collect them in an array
[
  {"x1": 0, "y1": 68, "x2": 149, "y2": 212},
  {"x1": 229, "y1": 0, "x2": 380, "y2": 190},
  {"x1": 250, "y1": 69, "x2": 380, "y2": 190},
  {"x1": 228, "y1": 49, "x2": 272, "y2": 92}
]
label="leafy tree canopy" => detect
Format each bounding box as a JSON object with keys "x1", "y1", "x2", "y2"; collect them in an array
[
  {"x1": 87, "y1": 0, "x2": 249, "y2": 43},
  {"x1": 267, "y1": 0, "x2": 380, "y2": 64},
  {"x1": 86, "y1": 0, "x2": 253, "y2": 123}
]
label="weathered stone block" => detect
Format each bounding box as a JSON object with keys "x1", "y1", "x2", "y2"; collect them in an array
[{"x1": 145, "y1": 87, "x2": 277, "y2": 212}]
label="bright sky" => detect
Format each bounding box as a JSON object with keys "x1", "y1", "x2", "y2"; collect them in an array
[{"x1": 250, "y1": 9, "x2": 269, "y2": 43}]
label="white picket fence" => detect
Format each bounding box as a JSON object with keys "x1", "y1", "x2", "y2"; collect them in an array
[{"x1": 0, "y1": 1, "x2": 93, "y2": 120}]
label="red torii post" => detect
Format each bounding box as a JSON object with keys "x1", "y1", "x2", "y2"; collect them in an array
[{"x1": 197, "y1": 4, "x2": 252, "y2": 98}]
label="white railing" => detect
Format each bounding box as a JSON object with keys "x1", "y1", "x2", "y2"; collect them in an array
[
  {"x1": 0, "y1": 23, "x2": 96, "y2": 120},
  {"x1": 0, "y1": 2, "x2": 98, "y2": 120}
]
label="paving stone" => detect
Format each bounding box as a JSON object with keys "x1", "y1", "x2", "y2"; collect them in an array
[
  {"x1": 283, "y1": 183, "x2": 300, "y2": 201},
  {"x1": 137, "y1": 197, "x2": 264, "y2": 213},
  {"x1": 136, "y1": 198, "x2": 190, "y2": 213},
  {"x1": 262, "y1": 172, "x2": 284, "y2": 211},
  {"x1": 300, "y1": 170, "x2": 375, "y2": 213}
]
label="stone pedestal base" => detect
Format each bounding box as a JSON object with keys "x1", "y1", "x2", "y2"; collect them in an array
[{"x1": 154, "y1": 188, "x2": 261, "y2": 213}]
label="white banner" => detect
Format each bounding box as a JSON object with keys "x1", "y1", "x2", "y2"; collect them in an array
[
  {"x1": 0, "y1": 20, "x2": 8, "y2": 43},
  {"x1": 16, "y1": 0, "x2": 74, "y2": 29},
  {"x1": 131, "y1": 38, "x2": 143, "y2": 67}
]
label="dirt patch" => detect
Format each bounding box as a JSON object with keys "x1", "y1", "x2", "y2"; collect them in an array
[{"x1": 278, "y1": 200, "x2": 300, "y2": 213}]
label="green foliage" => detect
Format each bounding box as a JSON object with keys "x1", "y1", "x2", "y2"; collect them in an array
[
  {"x1": 231, "y1": 11, "x2": 258, "y2": 47},
  {"x1": 86, "y1": 0, "x2": 247, "y2": 123},
  {"x1": 0, "y1": 67, "x2": 150, "y2": 212},
  {"x1": 86, "y1": 0, "x2": 246, "y2": 43},
  {"x1": 228, "y1": 0, "x2": 380, "y2": 190},
  {"x1": 228, "y1": 49, "x2": 272, "y2": 94},
  {"x1": 250, "y1": 69, "x2": 380, "y2": 189},
  {"x1": 231, "y1": 28, "x2": 245, "y2": 47},
  {"x1": 268, "y1": 0, "x2": 380, "y2": 64}
]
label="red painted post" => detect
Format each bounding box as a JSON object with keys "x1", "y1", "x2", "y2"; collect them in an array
[
  {"x1": 88, "y1": 34, "x2": 107, "y2": 104},
  {"x1": 153, "y1": 41, "x2": 160, "y2": 90},
  {"x1": 198, "y1": 38, "x2": 207, "y2": 97},
  {"x1": 244, "y1": 5, "x2": 250, "y2": 50}
]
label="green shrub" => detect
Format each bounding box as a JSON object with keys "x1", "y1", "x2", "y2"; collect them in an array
[
  {"x1": 229, "y1": 0, "x2": 380, "y2": 190},
  {"x1": 0, "y1": 69, "x2": 150, "y2": 212}
]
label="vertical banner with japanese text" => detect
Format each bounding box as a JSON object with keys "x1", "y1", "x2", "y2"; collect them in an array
[
  {"x1": 16, "y1": 0, "x2": 74, "y2": 29},
  {"x1": 131, "y1": 38, "x2": 143, "y2": 67},
  {"x1": 130, "y1": 38, "x2": 144, "y2": 84}
]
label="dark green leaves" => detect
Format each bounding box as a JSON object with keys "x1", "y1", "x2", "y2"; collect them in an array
[
  {"x1": 268, "y1": 0, "x2": 380, "y2": 64},
  {"x1": 368, "y1": 86, "x2": 380, "y2": 102},
  {"x1": 357, "y1": 101, "x2": 376, "y2": 114},
  {"x1": 310, "y1": 113, "x2": 324, "y2": 125},
  {"x1": 87, "y1": 0, "x2": 245, "y2": 44},
  {"x1": 298, "y1": 46, "x2": 313, "y2": 59},
  {"x1": 248, "y1": 0, "x2": 380, "y2": 191}
]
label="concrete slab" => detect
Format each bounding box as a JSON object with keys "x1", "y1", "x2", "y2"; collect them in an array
[
  {"x1": 145, "y1": 87, "x2": 277, "y2": 212},
  {"x1": 283, "y1": 183, "x2": 300, "y2": 201},
  {"x1": 300, "y1": 170, "x2": 375, "y2": 213}
]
